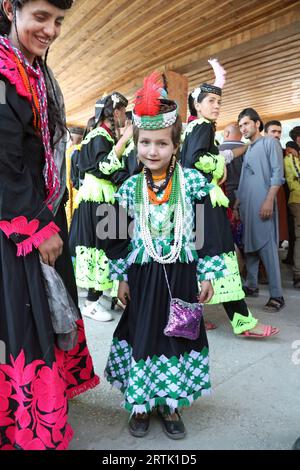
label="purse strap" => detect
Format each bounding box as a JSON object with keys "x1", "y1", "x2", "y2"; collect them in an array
[{"x1": 163, "y1": 265, "x2": 173, "y2": 300}]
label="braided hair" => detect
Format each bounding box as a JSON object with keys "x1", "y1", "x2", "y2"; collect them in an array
[
  {"x1": 0, "y1": 0, "x2": 73, "y2": 146},
  {"x1": 96, "y1": 92, "x2": 128, "y2": 143}
]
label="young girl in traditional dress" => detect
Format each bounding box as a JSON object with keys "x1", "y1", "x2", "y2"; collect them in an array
[
  {"x1": 181, "y1": 59, "x2": 279, "y2": 338},
  {"x1": 0, "y1": 0, "x2": 98, "y2": 450},
  {"x1": 104, "y1": 72, "x2": 228, "y2": 439},
  {"x1": 75, "y1": 93, "x2": 133, "y2": 321}
]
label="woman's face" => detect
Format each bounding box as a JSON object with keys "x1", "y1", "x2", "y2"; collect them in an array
[
  {"x1": 4, "y1": 0, "x2": 65, "y2": 63},
  {"x1": 195, "y1": 93, "x2": 222, "y2": 121},
  {"x1": 137, "y1": 127, "x2": 177, "y2": 176},
  {"x1": 114, "y1": 107, "x2": 126, "y2": 128}
]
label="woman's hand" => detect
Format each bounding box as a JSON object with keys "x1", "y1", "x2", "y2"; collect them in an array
[
  {"x1": 198, "y1": 281, "x2": 214, "y2": 303},
  {"x1": 38, "y1": 233, "x2": 63, "y2": 267},
  {"x1": 115, "y1": 125, "x2": 133, "y2": 157},
  {"x1": 118, "y1": 281, "x2": 131, "y2": 305},
  {"x1": 218, "y1": 164, "x2": 227, "y2": 186},
  {"x1": 123, "y1": 123, "x2": 133, "y2": 140}
]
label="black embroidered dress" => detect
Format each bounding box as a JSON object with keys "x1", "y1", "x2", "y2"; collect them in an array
[{"x1": 0, "y1": 41, "x2": 99, "y2": 451}]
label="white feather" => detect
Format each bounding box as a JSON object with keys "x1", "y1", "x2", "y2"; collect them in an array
[{"x1": 208, "y1": 58, "x2": 226, "y2": 89}]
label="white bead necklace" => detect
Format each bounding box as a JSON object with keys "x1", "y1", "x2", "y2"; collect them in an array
[{"x1": 139, "y1": 164, "x2": 186, "y2": 264}]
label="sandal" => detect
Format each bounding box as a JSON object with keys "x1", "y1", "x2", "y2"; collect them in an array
[
  {"x1": 243, "y1": 286, "x2": 259, "y2": 297},
  {"x1": 263, "y1": 297, "x2": 285, "y2": 312},
  {"x1": 205, "y1": 320, "x2": 217, "y2": 330},
  {"x1": 239, "y1": 325, "x2": 279, "y2": 338}
]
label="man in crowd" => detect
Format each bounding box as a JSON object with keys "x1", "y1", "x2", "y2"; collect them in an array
[
  {"x1": 219, "y1": 122, "x2": 245, "y2": 208},
  {"x1": 235, "y1": 108, "x2": 285, "y2": 311},
  {"x1": 264, "y1": 120, "x2": 282, "y2": 141}
]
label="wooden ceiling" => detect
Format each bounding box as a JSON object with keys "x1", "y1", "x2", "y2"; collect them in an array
[{"x1": 49, "y1": 0, "x2": 300, "y2": 129}]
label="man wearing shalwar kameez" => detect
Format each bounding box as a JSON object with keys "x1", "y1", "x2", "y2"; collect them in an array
[{"x1": 236, "y1": 108, "x2": 285, "y2": 312}]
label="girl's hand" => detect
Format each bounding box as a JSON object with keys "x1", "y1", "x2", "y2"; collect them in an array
[
  {"x1": 118, "y1": 281, "x2": 131, "y2": 305},
  {"x1": 198, "y1": 281, "x2": 214, "y2": 304}
]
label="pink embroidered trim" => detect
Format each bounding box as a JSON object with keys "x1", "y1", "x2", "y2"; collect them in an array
[
  {"x1": 0, "y1": 46, "x2": 32, "y2": 103},
  {"x1": 16, "y1": 221, "x2": 60, "y2": 257},
  {"x1": 66, "y1": 375, "x2": 100, "y2": 400},
  {"x1": 0, "y1": 350, "x2": 74, "y2": 450},
  {"x1": 0, "y1": 216, "x2": 40, "y2": 238}
]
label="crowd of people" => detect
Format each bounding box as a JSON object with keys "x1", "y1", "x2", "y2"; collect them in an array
[{"x1": 0, "y1": 0, "x2": 299, "y2": 451}]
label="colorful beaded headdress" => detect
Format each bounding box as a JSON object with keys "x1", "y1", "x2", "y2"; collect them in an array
[
  {"x1": 192, "y1": 58, "x2": 226, "y2": 101},
  {"x1": 132, "y1": 71, "x2": 178, "y2": 130}
]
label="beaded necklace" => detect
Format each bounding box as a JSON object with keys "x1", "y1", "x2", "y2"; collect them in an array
[
  {"x1": 144, "y1": 155, "x2": 176, "y2": 194},
  {"x1": 292, "y1": 155, "x2": 300, "y2": 181},
  {"x1": 135, "y1": 163, "x2": 186, "y2": 264},
  {"x1": 153, "y1": 172, "x2": 167, "y2": 181},
  {"x1": 148, "y1": 178, "x2": 172, "y2": 205},
  {"x1": 0, "y1": 36, "x2": 60, "y2": 206}
]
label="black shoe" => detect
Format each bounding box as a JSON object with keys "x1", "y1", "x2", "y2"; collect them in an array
[
  {"x1": 157, "y1": 408, "x2": 186, "y2": 440},
  {"x1": 128, "y1": 413, "x2": 150, "y2": 438},
  {"x1": 243, "y1": 286, "x2": 259, "y2": 297}
]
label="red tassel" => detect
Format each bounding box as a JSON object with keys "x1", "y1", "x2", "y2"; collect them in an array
[{"x1": 134, "y1": 71, "x2": 163, "y2": 117}]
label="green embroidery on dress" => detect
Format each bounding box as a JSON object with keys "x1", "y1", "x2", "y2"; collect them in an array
[
  {"x1": 195, "y1": 153, "x2": 224, "y2": 179},
  {"x1": 99, "y1": 148, "x2": 123, "y2": 175},
  {"x1": 195, "y1": 154, "x2": 229, "y2": 208},
  {"x1": 123, "y1": 138, "x2": 135, "y2": 157},
  {"x1": 230, "y1": 310, "x2": 258, "y2": 335},
  {"x1": 75, "y1": 246, "x2": 113, "y2": 291},
  {"x1": 111, "y1": 169, "x2": 226, "y2": 281},
  {"x1": 109, "y1": 258, "x2": 128, "y2": 282},
  {"x1": 105, "y1": 338, "x2": 210, "y2": 414},
  {"x1": 110, "y1": 280, "x2": 119, "y2": 298},
  {"x1": 82, "y1": 127, "x2": 114, "y2": 146},
  {"x1": 76, "y1": 174, "x2": 117, "y2": 204},
  {"x1": 208, "y1": 251, "x2": 245, "y2": 304},
  {"x1": 197, "y1": 254, "x2": 228, "y2": 281}
]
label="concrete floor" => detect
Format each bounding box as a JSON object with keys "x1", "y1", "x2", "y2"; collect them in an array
[{"x1": 69, "y1": 254, "x2": 300, "y2": 450}]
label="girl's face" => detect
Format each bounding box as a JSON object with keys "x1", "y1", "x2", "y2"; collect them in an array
[
  {"x1": 114, "y1": 107, "x2": 126, "y2": 128},
  {"x1": 195, "y1": 93, "x2": 222, "y2": 121},
  {"x1": 137, "y1": 127, "x2": 177, "y2": 176},
  {"x1": 4, "y1": 0, "x2": 65, "y2": 63}
]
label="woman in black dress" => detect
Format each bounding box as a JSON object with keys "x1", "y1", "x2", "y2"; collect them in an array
[{"x1": 0, "y1": 0, "x2": 98, "y2": 450}]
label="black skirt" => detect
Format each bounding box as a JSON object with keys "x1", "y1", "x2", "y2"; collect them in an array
[
  {"x1": 105, "y1": 261, "x2": 211, "y2": 414},
  {"x1": 0, "y1": 204, "x2": 99, "y2": 450}
]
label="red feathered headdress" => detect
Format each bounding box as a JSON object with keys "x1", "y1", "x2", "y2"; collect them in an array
[{"x1": 134, "y1": 71, "x2": 164, "y2": 117}]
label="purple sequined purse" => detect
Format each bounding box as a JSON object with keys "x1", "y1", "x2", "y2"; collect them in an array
[{"x1": 163, "y1": 266, "x2": 203, "y2": 341}]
